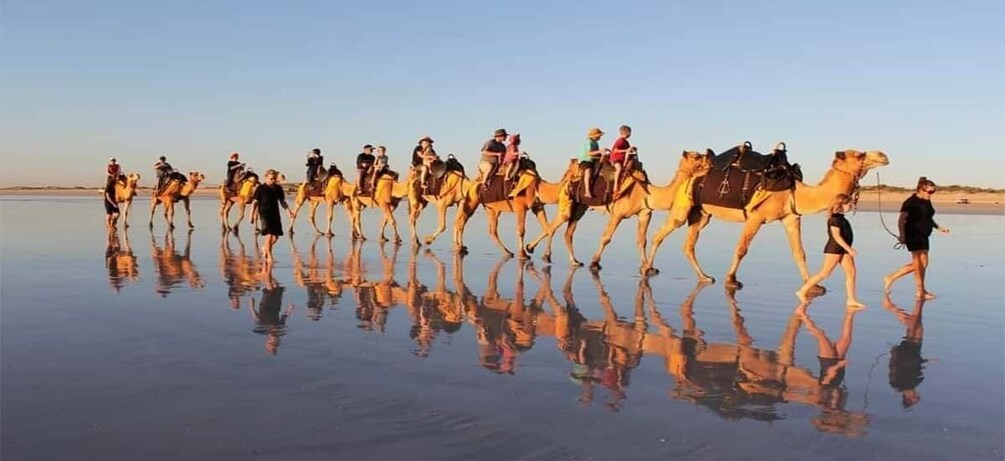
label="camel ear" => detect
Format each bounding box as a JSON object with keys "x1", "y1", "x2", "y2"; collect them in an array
[
  {"x1": 706, "y1": 148, "x2": 715, "y2": 156},
  {"x1": 681, "y1": 150, "x2": 689, "y2": 158},
  {"x1": 834, "y1": 151, "x2": 847, "y2": 160}
]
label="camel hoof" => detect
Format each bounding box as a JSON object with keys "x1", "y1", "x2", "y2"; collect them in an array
[
  {"x1": 698, "y1": 275, "x2": 715, "y2": 284},
  {"x1": 379, "y1": 237, "x2": 389, "y2": 243},
  {"x1": 394, "y1": 239, "x2": 403, "y2": 245},
  {"x1": 458, "y1": 246, "x2": 469, "y2": 255},
  {"x1": 124, "y1": 223, "x2": 130, "y2": 229},
  {"x1": 504, "y1": 251, "x2": 515, "y2": 258},
  {"x1": 424, "y1": 237, "x2": 435, "y2": 245},
  {"x1": 724, "y1": 278, "x2": 743, "y2": 289},
  {"x1": 570, "y1": 259, "x2": 584, "y2": 267},
  {"x1": 542, "y1": 254, "x2": 552, "y2": 264},
  {"x1": 523, "y1": 244, "x2": 535, "y2": 255},
  {"x1": 642, "y1": 267, "x2": 659, "y2": 276},
  {"x1": 589, "y1": 261, "x2": 601, "y2": 271},
  {"x1": 518, "y1": 252, "x2": 529, "y2": 261}
]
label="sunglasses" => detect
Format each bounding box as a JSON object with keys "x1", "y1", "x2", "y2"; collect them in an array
[{"x1": 925, "y1": 188, "x2": 937, "y2": 193}]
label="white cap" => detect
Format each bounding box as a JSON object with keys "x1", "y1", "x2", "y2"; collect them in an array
[{"x1": 109, "y1": 157, "x2": 116, "y2": 162}]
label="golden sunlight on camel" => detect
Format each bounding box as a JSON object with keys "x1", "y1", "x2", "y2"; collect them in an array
[
  {"x1": 643, "y1": 149, "x2": 889, "y2": 289},
  {"x1": 112, "y1": 173, "x2": 141, "y2": 228},
  {"x1": 148, "y1": 171, "x2": 204, "y2": 230},
  {"x1": 289, "y1": 173, "x2": 354, "y2": 237},
  {"x1": 219, "y1": 171, "x2": 285, "y2": 233}
]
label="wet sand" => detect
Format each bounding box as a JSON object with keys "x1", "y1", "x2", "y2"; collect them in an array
[{"x1": 2, "y1": 196, "x2": 1003, "y2": 460}]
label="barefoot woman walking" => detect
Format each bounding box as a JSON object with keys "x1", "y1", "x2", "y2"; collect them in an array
[
  {"x1": 884, "y1": 177, "x2": 950, "y2": 299},
  {"x1": 251, "y1": 170, "x2": 293, "y2": 271}
]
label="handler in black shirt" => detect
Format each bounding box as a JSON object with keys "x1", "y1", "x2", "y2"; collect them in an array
[
  {"x1": 251, "y1": 169, "x2": 292, "y2": 270},
  {"x1": 884, "y1": 177, "x2": 951, "y2": 300}
]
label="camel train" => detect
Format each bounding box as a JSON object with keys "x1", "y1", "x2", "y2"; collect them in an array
[{"x1": 122, "y1": 139, "x2": 887, "y2": 290}]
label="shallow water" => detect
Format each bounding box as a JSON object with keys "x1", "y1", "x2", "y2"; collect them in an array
[{"x1": 2, "y1": 196, "x2": 1003, "y2": 460}]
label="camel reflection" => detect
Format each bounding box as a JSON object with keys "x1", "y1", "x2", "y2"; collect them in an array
[
  {"x1": 290, "y1": 236, "x2": 336, "y2": 321},
  {"x1": 884, "y1": 298, "x2": 927, "y2": 409},
  {"x1": 468, "y1": 257, "x2": 541, "y2": 374},
  {"x1": 249, "y1": 273, "x2": 292, "y2": 355},
  {"x1": 105, "y1": 229, "x2": 139, "y2": 293},
  {"x1": 642, "y1": 284, "x2": 868, "y2": 436},
  {"x1": 220, "y1": 232, "x2": 262, "y2": 310},
  {"x1": 401, "y1": 250, "x2": 470, "y2": 357},
  {"x1": 150, "y1": 229, "x2": 204, "y2": 296}
]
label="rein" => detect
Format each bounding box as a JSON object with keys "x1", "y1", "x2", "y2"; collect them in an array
[{"x1": 875, "y1": 171, "x2": 905, "y2": 249}]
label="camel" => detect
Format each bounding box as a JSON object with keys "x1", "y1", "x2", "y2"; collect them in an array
[
  {"x1": 452, "y1": 166, "x2": 563, "y2": 259},
  {"x1": 104, "y1": 228, "x2": 139, "y2": 292},
  {"x1": 148, "y1": 172, "x2": 205, "y2": 230},
  {"x1": 525, "y1": 152, "x2": 710, "y2": 267},
  {"x1": 219, "y1": 171, "x2": 286, "y2": 233},
  {"x1": 111, "y1": 173, "x2": 141, "y2": 227},
  {"x1": 343, "y1": 173, "x2": 411, "y2": 244},
  {"x1": 289, "y1": 174, "x2": 355, "y2": 236},
  {"x1": 405, "y1": 166, "x2": 477, "y2": 248},
  {"x1": 643, "y1": 149, "x2": 889, "y2": 288}
]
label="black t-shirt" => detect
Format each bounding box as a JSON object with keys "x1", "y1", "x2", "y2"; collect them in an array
[
  {"x1": 253, "y1": 183, "x2": 287, "y2": 219},
  {"x1": 411, "y1": 145, "x2": 423, "y2": 167},
  {"x1": 901, "y1": 194, "x2": 935, "y2": 237},
  {"x1": 824, "y1": 213, "x2": 853, "y2": 254},
  {"x1": 356, "y1": 152, "x2": 376, "y2": 170}
]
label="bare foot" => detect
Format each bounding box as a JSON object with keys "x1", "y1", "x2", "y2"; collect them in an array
[
  {"x1": 846, "y1": 299, "x2": 866, "y2": 309},
  {"x1": 917, "y1": 291, "x2": 936, "y2": 300},
  {"x1": 883, "y1": 275, "x2": 895, "y2": 294}
]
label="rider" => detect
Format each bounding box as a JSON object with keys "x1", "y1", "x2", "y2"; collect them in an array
[
  {"x1": 608, "y1": 125, "x2": 636, "y2": 191},
  {"x1": 417, "y1": 137, "x2": 438, "y2": 190},
  {"x1": 503, "y1": 134, "x2": 522, "y2": 181},
  {"x1": 355, "y1": 144, "x2": 376, "y2": 194},
  {"x1": 153, "y1": 156, "x2": 173, "y2": 194},
  {"x1": 106, "y1": 157, "x2": 121, "y2": 190},
  {"x1": 226, "y1": 152, "x2": 246, "y2": 190},
  {"x1": 478, "y1": 129, "x2": 507, "y2": 190},
  {"x1": 305, "y1": 148, "x2": 324, "y2": 185},
  {"x1": 580, "y1": 127, "x2": 606, "y2": 200},
  {"x1": 370, "y1": 145, "x2": 390, "y2": 188}
]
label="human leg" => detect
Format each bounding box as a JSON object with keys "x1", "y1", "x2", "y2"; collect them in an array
[{"x1": 796, "y1": 254, "x2": 842, "y2": 301}]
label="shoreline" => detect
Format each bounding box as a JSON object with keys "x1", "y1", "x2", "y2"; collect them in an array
[{"x1": 1, "y1": 188, "x2": 1001, "y2": 216}]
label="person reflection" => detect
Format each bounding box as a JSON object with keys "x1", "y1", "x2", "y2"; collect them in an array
[
  {"x1": 884, "y1": 298, "x2": 927, "y2": 409},
  {"x1": 150, "y1": 228, "x2": 204, "y2": 297},
  {"x1": 249, "y1": 272, "x2": 293, "y2": 355},
  {"x1": 105, "y1": 228, "x2": 139, "y2": 293},
  {"x1": 220, "y1": 231, "x2": 261, "y2": 310}
]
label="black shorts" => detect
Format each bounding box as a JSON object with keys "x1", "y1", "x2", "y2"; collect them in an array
[
  {"x1": 259, "y1": 215, "x2": 284, "y2": 237},
  {"x1": 823, "y1": 243, "x2": 848, "y2": 255},
  {"x1": 904, "y1": 235, "x2": 930, "y2": 252},
  {"x1": 578, "y1": 159, "x2": 595, "y2": 168},
  {"x1": 104, "y1": 199, "x2": 119, "y2": 215}
]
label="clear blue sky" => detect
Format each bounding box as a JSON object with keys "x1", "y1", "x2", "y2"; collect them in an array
[{"x1": 2, "y1": 0, "x2": 1003, "y2": 187}]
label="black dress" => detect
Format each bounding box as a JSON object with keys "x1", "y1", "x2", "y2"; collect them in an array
[
  {"x1": 823, "y1": 213, "x2": 853, "y2": 255},
  {"x1": 901, "y1": 194, "x2": 935, "y2": 252},
  {"x1": 253, "y1": 183, "x2": 287, "y2": 236}
]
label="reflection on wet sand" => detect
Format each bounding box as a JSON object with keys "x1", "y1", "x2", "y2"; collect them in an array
[
  {"x1": 249, "y1": 272, "x2": 292, "y2": 355},
  {"x1": 220, "y1": 232, "x2": 262, "y2": 310},
  {"x1": 884, "y1": 297, "x2": 927, "y2": 409},
  {"x1": 105, "y1": 229, "x2": 139, "y2": 292},
  {"x1": 121, "y1": 231, "x2": 904, "y2": 436},
  {"x1": 150, "y1": 229, "x2": 204, "y2": 296}
]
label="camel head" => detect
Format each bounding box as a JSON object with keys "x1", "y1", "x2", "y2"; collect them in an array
[
  {"x1": 188, "y1": 171, "x2": 206, "y2": 184},
  {"x1": 832, "y1": 150, "x2": 889, "y2": 177},
  {"x1": 680, "y1": 150, "x2": 713, "y2": 175},
  {"x1": 275, "y1": 171, "x2": 287, "y2": 184},
  {"x1": 125, "y1": 173, "x2": 141, "y2": 188}
]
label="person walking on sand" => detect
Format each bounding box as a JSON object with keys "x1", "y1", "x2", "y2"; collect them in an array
[
  {"x1": 104, "y1": 182, "x2": 120, "y2": 229},
  {"x1": 250, "y1": 169, "x2": 293, "y2": 270},
  {"x1": 796, "y1": 194, "x2": 865, "y2": 307},
  {"x1": 884, "y1": 177, "x2": 951, "y2": 300}
]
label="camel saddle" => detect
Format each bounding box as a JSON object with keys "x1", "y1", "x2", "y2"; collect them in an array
[
  {"x1": 423, "y1": 155, "x2": 465, "y2": 195},
  {"x1": 570, "y1": 161, "x2": 644, "y2": 207},
  {"x1": 306, "y1": 166, "x2": 342, "y2": 196},
  {"x1": 698, "y1": 144, "x2": 802, "y2": 210},
  {"x1": 477, "y1": 157, "x2": 537, "y2": 203},
  {"x1": 357, "y1": 170, "x2": 400, "y2": 197}
]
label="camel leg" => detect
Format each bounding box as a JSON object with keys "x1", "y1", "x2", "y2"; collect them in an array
[
  {"x1": 529, "y1": 202, "x2": 555, "y2": 261},
  {"x1": 782, "y1": 215, "x2": 823, "y2": 296},
  {"x1": 635, "y1": 209, "x2": 653, "y2": 272},
  {"x1": 589, "y1": 214, "x2": 627, "y2": 270},
  {"x1": 308, "y1": 201, "x2": 323, "y2": 235},
  {"x1": 683, "y1": 211, "x2": 714, "y2": 283},
  {"x1": 233, "y1": 203, "x2": 247, "y2": 232},
  {"x1": 165, "y1": 201, "x2": 175, "y2": 231},
  {"x1": 643, "y1": 208, "x2": 689, "y2": 276},
  {"x1": 183, "y1": 198, "x2": 194, "y2": 229},
  {"x1": 324, "y1": 201, "x2": 336, "y2": 236},
  {"x1": 409, "y1": 201, "x2": 426, "y2": 246},
  {"x1": 723, "y1": 217, "x2": 767, "y2": 289},
  {"x1": 424, "y1": 203, "x2": 449, "y2": 246},
  {"x1": 563, "y1": 206, "x2": 588, "y2": 266},
  {"x1": 148, "y1": 199, "x2": 158, "y2": 228},
  {"x1": 526, "y1": 205, "x2": 574, "y2": 264},
  {"x1": 485, "y1": 208, "x2": 514, "y2": 258},
  {"x1": 378, "y1": 208, "x2": 389, "y2": 242},
  {"x1": 384, "y1": 204, "x2": 402, "y2": 244},
  {"x1": 288, "y1": 196, "x2": 305, "y2": 235},
  {"x1": 122, "y1": 199, "x2": 132, "y2": 228},
  {"x1": 515, "y1": 205, "x2": 530, "y2": 260},
  {"x1": 220, "y1": 200, "x2": 230, "y2": 231},
  {"x1": 452, "y1": 200, "x2": 476, "y2": 255}
]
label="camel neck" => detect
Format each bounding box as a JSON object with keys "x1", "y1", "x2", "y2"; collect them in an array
[{"x1": 794, "y1": 168, "x2": 860, "y2": 215}]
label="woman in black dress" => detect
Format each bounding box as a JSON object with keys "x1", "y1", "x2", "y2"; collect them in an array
[
  {"x1": 884, "y1": 177, "x2": 951, "y2": 300},
  {"x1": 796, "y1": 194, "x2": 864, "y2": 307},
  {"x1": 250, "y1": 169, "x2": 292, "y2": 270}
]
